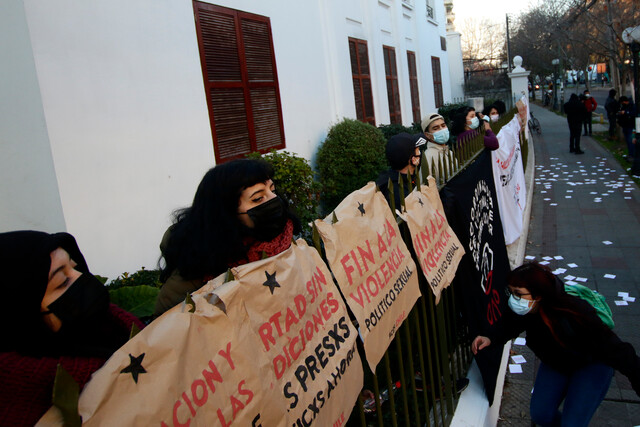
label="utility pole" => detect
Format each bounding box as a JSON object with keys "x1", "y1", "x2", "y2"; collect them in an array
[{"x1": 506, "y1": 14, "x2": 512, "y2": 71}]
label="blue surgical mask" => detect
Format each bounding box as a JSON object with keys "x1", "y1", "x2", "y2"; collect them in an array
[
  {"x1": 508, "y1": 295, "x2": 534, "y2": 315},
  {"x1": 469, "y1": 116, "x2": 480, "y2": 129},
  {"x1": 432, "y1": 128, "x2": 450, "y2": 144}
]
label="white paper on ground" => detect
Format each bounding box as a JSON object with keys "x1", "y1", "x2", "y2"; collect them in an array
[
  {"x1": 576, "y1": 277, "x2": 588, "y2": 282},
  {"x1": 564, "y1": 275, "x2": 576, "y2": 281},
  {"x1": 615, "y1": 300, "x2": 629, "y2": 306},
  {"x1": 525, "y1": 255, "x2": 536, "y2": 260},
  {"x1": 511, "y1": 355, "x2": 526, "y2": 364},
  {"x1": 624, "y1": 296, "x2": 636, "y2": 302},
  {"x1": 603, "y1": 241, "x2": 613, "y2": 245},
  {"x1": 604, "y1": 274, "x2": 616, "y2": 279},
  {"x1": 567, "y1": 263, "x2": 578, "y2": 268},
  {"x1": 539, "y1": 261, "x2": 550, "y2": 265},
  {"x1": 514, "y1": 337, "x2": 526, "y2": 346},
  {"x1": 509, "y1": 364, "x2": 523, "y2": 374},
  {"x1": 554, "y1": 256, "x2": 564, "y2": 260},
  {"x1": 618, "y1": 292, "x2": 629, "y2": 298}
]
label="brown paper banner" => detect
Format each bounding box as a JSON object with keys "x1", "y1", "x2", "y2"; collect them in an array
[
  {"x1": 77, "y1": 279, "x2": 277, "y2": 426},
  {"x1": 403, "y1": 177, "x2": 465, "y2": 304},
  {"x1": 228, "y1": 239, "x2": 363, "y2": 427},
  {"x1": 71, "y1": 240, "x2": 362, "y2": 427},
  {"x1": 314, "y1": 182, "x2": 421, "y2": 371}
]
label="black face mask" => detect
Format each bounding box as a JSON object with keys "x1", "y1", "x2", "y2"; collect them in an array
[
  {"x1": 242, "y1": 196, "x2": 289, "y2": 241},
  {"x1": 43, "y1": 273, "x2": 110, "y2": 328}
]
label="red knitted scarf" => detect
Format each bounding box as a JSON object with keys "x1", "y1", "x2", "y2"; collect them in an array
[{"x1": 229, "y1": 219, "x2": 294, "y2": 268}]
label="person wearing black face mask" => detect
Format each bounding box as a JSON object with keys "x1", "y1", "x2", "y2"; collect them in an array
[
  {"x1": 155, "y1": 159, "x2": 301, "y2": 316},
  {"x1": 0, "y1": 231, "x2": 144, "y2": 427}
]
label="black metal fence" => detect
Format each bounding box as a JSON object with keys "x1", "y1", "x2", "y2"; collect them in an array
[{"x1": 312, "y1": 106, "x2": 525, "y2": 426}]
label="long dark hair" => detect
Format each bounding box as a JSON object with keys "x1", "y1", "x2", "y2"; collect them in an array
[
  {"x1": 160, "y1": 159, "x2": 281, "y2": 282},
  {"x1": 450, "y1": 106, "x2": 476, "y2": 136},
  {"x1": 507, "y1": 262, "x2": 609, "y2": 345}
]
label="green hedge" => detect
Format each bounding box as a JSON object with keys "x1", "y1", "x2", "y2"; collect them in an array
[{"x1": 316, "y1": 118, "x2": 387, "y2": 213}]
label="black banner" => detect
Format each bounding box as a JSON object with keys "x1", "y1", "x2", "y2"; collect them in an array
[{"x1": 440, "y1": 150, "x2": 510, "y2": 405}]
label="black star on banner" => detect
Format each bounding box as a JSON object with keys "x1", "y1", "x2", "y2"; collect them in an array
[
  {"x1": 357, "y1": 202, "x2": 366, "y2": 216},
  {"x1": 418, "y1": 198, "x2": 424, "y2": 207},
  {"x1": 120, "y1": 353, "x2": 147, "y2": 384},
  {"x1": 263, "y1": 271, "x2": 280, "y2": 294}
]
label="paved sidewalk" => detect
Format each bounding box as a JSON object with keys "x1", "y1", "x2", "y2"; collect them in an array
[{"x1": 498, "y1": 103, "x2": 640, "y2": 426}]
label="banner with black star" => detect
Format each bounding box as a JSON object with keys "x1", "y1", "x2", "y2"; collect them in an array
[
  {"x1": 315, "y1": 182, "x2": 421, "y2": 372},
  {"x1": 76, "y1": 276, "x2": 275, "y2": 426},
  {"x1": 75, "y1": 241, "x2": 363, "y2": 426},
  {"x1": 401, "y1": 176, "x2": 465, "y2": 304},
  {"x1": 227, "y1": 239, "x2": 363, "y2": 427}
]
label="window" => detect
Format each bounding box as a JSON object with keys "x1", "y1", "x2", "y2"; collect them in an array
[
  {"x1": 193, "y1": 2, "x2": 285, "y2": 163},
  {"x1": 431, "y1": 56, "x2": 444, "y2": 108},
  {"x1": 407, "y1": 51, "x2": 421, "y2": 124},
  {"x1": 426, "y1": 0, "x2": 434, "y2": 19},
  {"x1": 349, "y1": 38, "x2": 376, "y2": 125},
  {"x1": 383, "y1": 46, "x2": 402, "y2": 125}
]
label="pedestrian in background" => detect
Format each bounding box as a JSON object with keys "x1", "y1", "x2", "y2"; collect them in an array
[
  {"x1": 617, "y1": 96, "x2": 637, "y2": 160},
  {"x1": 582, "y1": 89, "x2": 597, "y2": 136},
  {"x1": 604, "y1": 89, "x2": 619, "y2": 140},
  {"x1": 563, "y1": 94, "x2": 586, "y2": 154}
]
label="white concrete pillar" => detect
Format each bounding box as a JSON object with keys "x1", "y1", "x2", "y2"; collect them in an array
[{"x1": 508, "y1": 56, "x2": 531, "y2": 105}]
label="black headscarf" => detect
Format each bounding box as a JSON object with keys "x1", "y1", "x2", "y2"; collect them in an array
[{"x1": 0, "y1": 231, "x2": 122, "y2": 357}]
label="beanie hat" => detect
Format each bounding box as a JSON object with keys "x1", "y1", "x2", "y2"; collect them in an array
[
  {"x1": 386, "y1": 132, "x2": 420, "y2": 171},
  {"x1": 421, "y1": 113, "x2": 445, "y2": 133}
]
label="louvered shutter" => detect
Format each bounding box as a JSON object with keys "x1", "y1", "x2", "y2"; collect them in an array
[
  {"x1": 407, "y1": 51, "x2": 421, "y2": 125},
  {"x1": 349, "y1": 38, "x2": 375, "y2": 126},
  {"x1": 194, "y1": 2, "x2": 285, "y2": 163},
  {"x1": 431, "y1": 56, "x2": 444, "y2": 108},
  {"x1": 383, "y1": 46, "x2": 401, "y2": 125}
]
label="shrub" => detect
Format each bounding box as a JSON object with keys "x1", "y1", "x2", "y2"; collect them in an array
[
  {"x1": 378, "y1": 123, "x2": 423, "y2": 140},
  {"x1": 316, "y1": 118, "x2": 387, "y2": 213},
  {"x1": 246, "y1": 149, "x2": 321, "y2": 240},
  {"x1": 106, "y1": 267, "x2": 161, "y2": 321},
  {"x1": 438, "y1": 102, "x2": 468, "y2": 126}
]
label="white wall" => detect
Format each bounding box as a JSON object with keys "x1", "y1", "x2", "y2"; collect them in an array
[
  {"x1": 0, "y1": 0, "x2": 66, "y2": 232},
  {"x1": 4, "y1": 0, "x2": 453, "y2": 279},
  {"x1": 22, "y1": 0, "x2": 214, "y2": 278}
]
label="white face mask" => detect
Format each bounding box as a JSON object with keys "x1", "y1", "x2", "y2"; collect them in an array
[
  {"x1": 508, "y1": 295, "x2": 534, "y2": 315},
  {"x1": 431, "y1": 128, "x2": 450, "y2": 144},
  {"x1": 468, "y1": 116, "x2": 480, "y2": 129},
  {"x1": 490, "y1": 114, "x2": 499, "y2": 122}
]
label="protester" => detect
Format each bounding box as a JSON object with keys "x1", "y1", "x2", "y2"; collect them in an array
[
  {"x1": 482, "y1": 104, "x2": 500, "y2": 123},
  {"x1": 493, "y1": 100, "x2": 506, "y2": 116},
  {"x1": 604, "y1": 89, "x2": 619, "y2": 139},
  {"x1": 0, "y1": 230, "x2": 143, "y2": 426},
  {"x1": 155, "y1": 159, "x2": 301, "y2": 315},
  {"x1": 376, "y1": 132, "x2": 426, "y2": 209},
  {"x1": 563, "y1": 94, "x2": 586, "y2": 154},
  {"x1": 421, "y1": 112, "x2": 456, "y2": 178},
  {"x1": 617, "y1": 96, "x2": 637, "y2": 160},
  {"x1": 582, "y1": 89, "x2": 597, "y2": 136},
  {"x1": 472, "y1": 262, "x2": 640, "y2": 427},
  {"x1": 450, "y1": 106, "x2": 499, "y2": 151}
]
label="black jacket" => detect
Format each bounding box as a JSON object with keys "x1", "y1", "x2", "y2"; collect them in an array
[
  {"x1": 564, "y1": 96, "x2": 587, "y2": 125},
  {"x1": 489, "y1": 297, "x2": 640, "y2": 396},
  {"x1": 375, "y1": 169, "x2": 416, "y2": 211}
]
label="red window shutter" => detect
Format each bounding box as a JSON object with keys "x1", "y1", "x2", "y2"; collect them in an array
[
  {"x1": 194, "y1": 2, "x2": 285, "y2": 163},
  {"x1": 349, "y1": 38, "x2": 375, "y2": 126},
  {"x1": 431, "y1": 56, "x2": 444, "y2": 108},
  {"x1": 407, "y1": 51, "x2": 421, "y2": 125},
  {"x1": 383, "y1": 45, "x2": 401, "y2": 125}
]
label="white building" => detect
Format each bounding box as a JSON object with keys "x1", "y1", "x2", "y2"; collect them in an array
[{"x1": 1, "y1": 0, "x2": 455, "y2": 279}]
